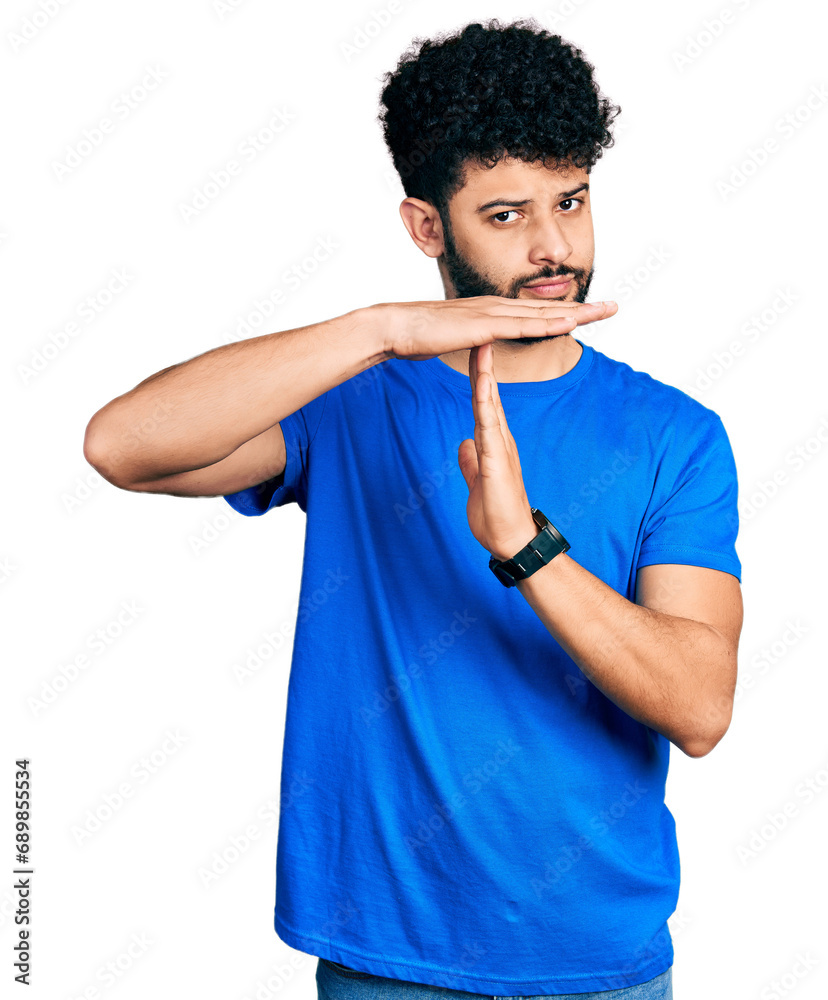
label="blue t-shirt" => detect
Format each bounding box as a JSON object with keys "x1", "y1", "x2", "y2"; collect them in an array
[{"x1": 223, "y1": 339, "x2": 741, "y2": 995}]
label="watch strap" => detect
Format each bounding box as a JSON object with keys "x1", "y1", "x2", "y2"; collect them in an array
[{"x1": 489, "y1": 508, "x2": 570, "y2": 587}]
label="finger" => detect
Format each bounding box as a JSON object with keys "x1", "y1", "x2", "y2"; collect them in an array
[
  {"x1": 470, "y1": 345, "x2": 488, "y2": 437},
  {"x1": 475, "y1": 344, "x2": 511, "y2": 456},
  {"x1": 567, "y1": 300, "x2": 618, "y2": 323},
  {"x1": 473, "y1": 342, "x2": 496, "y2": 401},
  {"x1": 477, "y1": 342, "x2": 508, "y2": 441},
  {"x1": 488, "y1": 353, "x2": 515, "y2": 450},
  {"x1": 474, "y1": 367, "x2": 507, "y2": 473},
  {"x1": 494, "y1": 310, "x2": 598, "y2": 341},
  {"x1": 477, "y1": 296, "x2": 617, "y2": 313}
]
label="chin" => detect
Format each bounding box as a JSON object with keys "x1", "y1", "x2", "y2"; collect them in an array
[{"x1": 510, "y1": 333, "x2": 568, "y2": 347}]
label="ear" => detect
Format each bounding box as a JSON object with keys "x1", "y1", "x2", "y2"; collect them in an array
[{"x1": 399, "y1": 198, "x2": 445, "y2": 258}]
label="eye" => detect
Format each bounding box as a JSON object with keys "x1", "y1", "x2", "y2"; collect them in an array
[
  {"x1": 490, "y1": 210, "x2": 520, "y2": 224},
  {"x1": 559, "y1": 197, "x2": 585, "y2": 212}
]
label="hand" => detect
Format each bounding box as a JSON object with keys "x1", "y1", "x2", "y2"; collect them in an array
[
  {"x1": 381, "y1": 295, "x2": 617, "y2": 361},
  {"x1": 457, "y1": 341, "x2": 539, "y2": 561}
]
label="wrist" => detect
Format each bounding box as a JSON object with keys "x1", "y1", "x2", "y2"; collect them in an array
[
  {"x1": 488, "y1": 508, "x2": 571, "y2": 588},
  {"x1": 357, "y1": 302, "x2": 398, "y2": 361},
  {"x1": 490, "y1": 516, "x2": 539, "y2": 562}
]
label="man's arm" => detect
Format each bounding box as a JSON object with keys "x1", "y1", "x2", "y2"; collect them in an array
[
  {"x1": 83, "y1": 309, "x2": 388, "y2": 493},
  {"x1": 458, "y1": 339, "x2": 742, "y2": 760},
  {"x1": 83, "y1": 297, "x2": 610, "y2": 495},
  {"x1": 515, "y1": 557, "x2": 743, "y2": 758}
]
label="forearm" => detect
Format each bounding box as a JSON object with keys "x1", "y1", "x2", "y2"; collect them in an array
[
  {"x1": 84, "y1": 305, "x2": 389, "y2": 484},
  {"x1": 515, "y1": 553, "x2": 733, "y2": 756}
]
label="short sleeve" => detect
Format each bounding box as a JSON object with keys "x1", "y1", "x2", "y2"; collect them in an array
[
  {"x1": 638, "y1": 410, "x2": 741, "y2": 582},
  {"x1": 222, "y1": 391, "x2": 328, "y2": 516}
]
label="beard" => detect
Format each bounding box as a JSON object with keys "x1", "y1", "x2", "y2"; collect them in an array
[{"x1": 439, "y1": 212, "x2": 594, "y2": 346}]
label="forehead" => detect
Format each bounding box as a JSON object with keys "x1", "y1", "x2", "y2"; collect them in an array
[{"x1": 454, "y1": 155, "x2": 589, "y2": 207}]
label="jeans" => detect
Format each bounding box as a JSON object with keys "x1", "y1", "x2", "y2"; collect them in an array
[{"x1": 316, "y1": 958, "x2": 673, "y2": 1000}]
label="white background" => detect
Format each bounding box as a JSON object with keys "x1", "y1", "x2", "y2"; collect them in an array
[{"x1": 2, "y1": 0, "x2": 827, "y2": 998}]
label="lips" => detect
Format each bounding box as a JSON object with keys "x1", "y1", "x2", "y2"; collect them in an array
[
  {"x1": 524, "y1": 278, "x2": 572, "y2": 297},
  {"x1": 525, "y1": 276, "x2": 572, "y2": 288}
]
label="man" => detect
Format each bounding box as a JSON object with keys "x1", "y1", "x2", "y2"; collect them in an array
[{"x1": 84, "y1": 17, "x2": 741, "y2": 1000}]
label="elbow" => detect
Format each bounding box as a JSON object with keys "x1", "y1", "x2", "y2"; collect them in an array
[
  {"x1": 680, "y1": 736, "x2": 717, "y2": 759},
  {"x1": 83, "y1": 414, "x2": 129, "y2": 490},
  {"x1": 83, "y1": 419, "x2": 108, "y2": 478},
  {"x1": 679, "y1": 647, "x2": 736, "y2": 758},
  {"x1": 679, "y1": 704, "x2": 733, "y2": 759}
]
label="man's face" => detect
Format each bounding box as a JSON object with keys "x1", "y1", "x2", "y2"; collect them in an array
[{"x1": 437, "y1": 156, "x2": 595, "y2": 345}]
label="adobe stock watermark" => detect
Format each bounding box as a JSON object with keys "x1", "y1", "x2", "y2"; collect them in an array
[
  {"x1": 404, "y1": 738, "x2": 522, "y2": 854},
  {"x1": 612, "y1": 245, "x2": 672, "y2": 304},
  {"x1": 19, "y1": 267, "x2": 134, "y2": 386},
  {"x1": 51, "y1": 65, "x2": 170, "y2": 181},
  {"x1": 542, "y1": 447, "x2": 639, "y2": 542},
  {"x1": 759, "y1": 952, "x2": 819, "y2": 999},
  {"x1": 230, "y1": 566, "x2": 351, "y2": 684},
  {"x1": 28, "y1": 599, "x2": 145, "y2": 717},
  {"x1": 230, "y1": 609, "x2": 297, "y2": 684},
  {"x1": 218, "y1": 234, "x2": 341, "y2": 344},
  {"x1": 189, "y1": 438, "x2": 303, "y2": 555},
  {"x1": 541, "y1": 0, "x2": 590, "y2": 30},
  {"x1": 70, "y1": 730, "x2": 188, "y2": 846},
  {"x1": 682, "y1": 286, "x2": 797, "y2": 396},
  {"x1": 360, "y1": 608, "x2": 478, "y2": 726},
  {"x1": 564, "y1": 566, "x2": 690, "y2": 698},
  {"x1": 717, "y1": 84, "x2": 828, "y2": 202},
  {"x1": 734, "y1": 619, "x2": 809, "y2": 707},
  {"x1": 671, "y1": 0, "x2": 758, "y2": 73},
  {"x1": 727, "y1": 414, "x2": 828, "y2": 532},
  {"x1": 563, "y1": 634, "x2": 624, "y2": 698},
  {"x1": 61, "y1": 469, "x2": 108, "y2": 514},
  {"x1": 239, "y1": 955, "x2": 310, "y2": 1000},
  {"x1": 238, "y1": 952, "x2": 316, "y2": 1000},
  {"x1": 7, "y1": 0, "x2": 75, "y2": 53},
  {"x1": 188, "y1": 501, "x2": 245, "y2": 555},
  {"x1": 349, "y1": 357, "x2": 393, "y2": 395},
  {"x1": 212, "y1": 0, "x2": 250, "y2": 19},
  {"x1": 67, "y1": 931, "x2": 152, "y2": 1000},
  {"x1": 612, "y1": 914, "x2": 692, "y2": 989},
  {"x1": 75, "y1": 398, "x2": 177, "y2": 512},
  {"x1": 340, "y1": 1, "x2": 405, "y2": 63},
  {"x1": 0, "y1": 556, "x2": 18, "y2": 587},
  {"x1": 696, "y1": 618, "x2": 809, "y2": 742},
  {"x1": 177, "y1": 106, "x2": 296, "y2": 223},
  {"x1": 736, "y1": 757, "x2": 828, "y2": 865},
  {"x1": 197, "y1": 778, "x2": 314, "y2": 888},
  {"x1": 531, "y1": 779, "x2": 649, "y2": 897},
  {"x1": 393, "y1": 451, "x2": 464, "y2": 524},
  {"x1": 426, "y1": 943, "x2": 490, "y2": 994}
]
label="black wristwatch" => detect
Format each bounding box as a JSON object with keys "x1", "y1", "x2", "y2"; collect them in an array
[{"x1": 488, "y1": 507, "x2": 570, "y2": 587}]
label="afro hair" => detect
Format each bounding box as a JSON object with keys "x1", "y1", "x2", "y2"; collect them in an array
[{"x1": 377, "y1": 17, "x2": 621, "y2": 220}]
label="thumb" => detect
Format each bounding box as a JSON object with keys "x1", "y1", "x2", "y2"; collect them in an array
[{"x1": 457, "y1": 438, "x2": 478, "y2": 492}]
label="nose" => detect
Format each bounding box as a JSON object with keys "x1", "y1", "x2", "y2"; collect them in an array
[{"x1": 528, "y1": 217, "x2": 572, "y2": 266}]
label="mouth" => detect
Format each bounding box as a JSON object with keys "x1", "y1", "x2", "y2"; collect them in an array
[{"x1": 523, "y1": 277, "x2": 572, "y2": 298}]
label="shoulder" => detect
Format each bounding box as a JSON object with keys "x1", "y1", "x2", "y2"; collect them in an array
[{"x1": 588, "y1": 343, "x2": 725, "y2": 435}]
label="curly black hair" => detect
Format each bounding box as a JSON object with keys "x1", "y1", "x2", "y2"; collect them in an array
[{"x1": 377, "y1": 17, "x2": 620, "y2": 221}]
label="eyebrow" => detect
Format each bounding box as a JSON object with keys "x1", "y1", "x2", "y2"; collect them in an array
[{"x1": 475, "y1": 183, "x2": 589, "y2": 214}]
